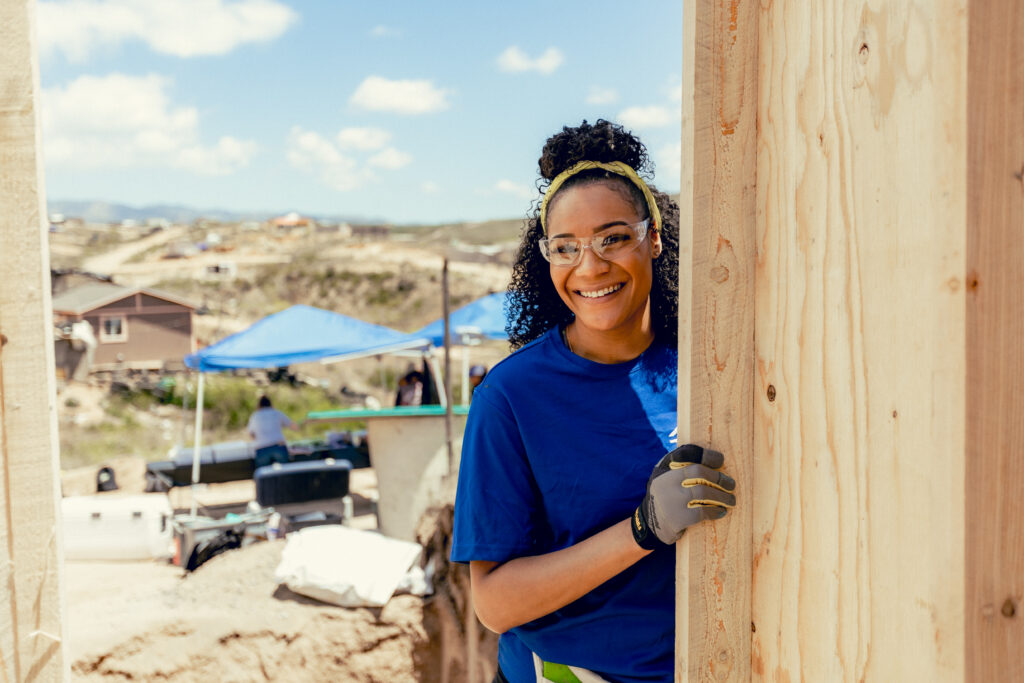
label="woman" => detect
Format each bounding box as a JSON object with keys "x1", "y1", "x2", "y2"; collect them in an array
[{"x1": 451, "y1": 120, "x2": 737, "y2": 682}]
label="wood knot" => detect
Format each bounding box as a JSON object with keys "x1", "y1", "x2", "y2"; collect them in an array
[
  {"x1": 766, "y1": 385, "x2": 776, "y2": 402},
  {"x1": 1002, "y1": 599, "x2": 1016, "y2": 618},
  {"x1": 858, "y1": 42, "x2": 870, "y2": 63},
  {"x1": 710, "y1": 266, "x2": 730, "y2": 283},
  {"x1": 0, "y1": 333, "x2": 7, "y2": 347}
]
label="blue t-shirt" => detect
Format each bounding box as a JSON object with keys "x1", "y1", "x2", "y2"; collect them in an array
[{"x1": 451, "y1": 327, "x2": 678, "y2": 682}]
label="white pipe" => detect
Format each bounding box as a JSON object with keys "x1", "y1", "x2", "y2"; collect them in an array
[
  {"x1": 461, "y1": 343, "x2": 470, "y2": 406},
  {"x1": 427, "y1": 351, "x2": 447, "y2": 408},
  {"x1": 189, "y1": 371, "x2": 205, "y2": 518}
]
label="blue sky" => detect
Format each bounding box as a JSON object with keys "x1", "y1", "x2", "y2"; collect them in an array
[{"x1": 39, "y1": 1, "x2": 683, "y2": 224}]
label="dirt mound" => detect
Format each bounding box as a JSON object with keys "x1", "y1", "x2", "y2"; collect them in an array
[{"x1": 70, "y1": 541, "x2": 433, "y2": 682}]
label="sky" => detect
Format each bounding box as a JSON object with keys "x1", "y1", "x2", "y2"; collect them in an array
[{"x1": 38, "y1": 0, "x2": 683, "y2": 225}]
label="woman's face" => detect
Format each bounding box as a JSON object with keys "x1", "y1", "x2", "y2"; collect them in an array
[{"x1": 545, "y1": 181, "x2": 662, "y2": 342}]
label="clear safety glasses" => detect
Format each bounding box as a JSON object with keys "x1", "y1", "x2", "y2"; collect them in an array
[{"x1": 538, "y1": 218, "x2": 651, "y2": 267}]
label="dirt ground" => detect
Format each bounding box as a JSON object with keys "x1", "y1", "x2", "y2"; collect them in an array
[{"x1": 62, "y1": 463, "x2": 491, "y2": 682}]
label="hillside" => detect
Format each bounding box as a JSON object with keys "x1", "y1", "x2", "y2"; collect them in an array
[{"x1": 50, "y1": 217, "x2": 518, "y2": 467}]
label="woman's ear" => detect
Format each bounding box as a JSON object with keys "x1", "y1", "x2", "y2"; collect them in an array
[{"x1": 650, "y1": 228, "x2": 663, "y2": 258}]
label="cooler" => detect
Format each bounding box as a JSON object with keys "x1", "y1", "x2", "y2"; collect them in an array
[{"x1": 62, "y1": 494, "x2": 174, "y2": 561}]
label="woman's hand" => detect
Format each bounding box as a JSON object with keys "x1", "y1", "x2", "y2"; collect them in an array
[{"x1": 630, "y1": 444, "x2": 736, "y2": 550}]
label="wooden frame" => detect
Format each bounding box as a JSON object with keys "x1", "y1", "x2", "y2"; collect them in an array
[
  {"x1": 965, "y1": 1, "x2": 1024, "y2": 679},
  {"x1": 0, "y1": 0, "x2": 67, "y2": 679},
  {"x1": 677, "y1": 0, "x2": 757, "y2": 679},
  {"x1": 680, "y1": 0, "x2": 1021, "y2": 680}
]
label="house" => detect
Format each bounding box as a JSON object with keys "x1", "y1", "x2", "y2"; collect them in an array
[
  {"x1": 271, "y1": 212, "x2": 311, "y2": 230},
  {"x1": 52, "y1": 283, "x2": 196, "y2": 371}
]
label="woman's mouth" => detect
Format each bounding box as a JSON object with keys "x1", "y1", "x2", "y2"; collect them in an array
[{"x1": 575, "y1": 283, "x2": 624, "y2": 299}]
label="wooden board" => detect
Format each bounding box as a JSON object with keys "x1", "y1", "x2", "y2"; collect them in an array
[
  {"x1": 752, "y1": 1, "x2": 965, "y2": 680},
  {"x1": 677, "y1": 0, "x2": 757, "y2": 679},
  {"x1": 966, "y1": 0, "x2": 1024, "y2": 679},
  {"x1": 0, "y1": 1, "x2": 67, "y2": 679}
]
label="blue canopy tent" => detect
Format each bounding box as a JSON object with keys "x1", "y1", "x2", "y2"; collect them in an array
[
  {"x1": 181, "y1": 305, "x2": 430, "y2": 515},
  {"x1": 412, "y1": 292, "x2": 511, "y2": 404},
  {"x1": 411, "y1": 291, "x2": 510, "y2": 346},
  {"x1": 185, "y1": 304, "x2": 429, "y2": 371}
]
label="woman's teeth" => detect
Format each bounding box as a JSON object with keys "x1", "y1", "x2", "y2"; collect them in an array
[{"x1": 577, "y1": 283, "x2": 623, "y2": 299}]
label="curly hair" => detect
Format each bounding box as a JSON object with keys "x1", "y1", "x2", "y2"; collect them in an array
[{"x1": 506, "y1": 119, "x2": 679, "y2": 350}]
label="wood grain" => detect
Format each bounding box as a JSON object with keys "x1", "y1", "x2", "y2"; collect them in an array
[
  {"x1": 966, "y1": 1, "x2": 1024, "y2": 680},
  {"x1": 678, "y1": 0, "x2": 757, "y2": 680},
  {"x1": 752, "y1": 1, "x2": 966, "y2": 680},
  {"x1": 0, "y1": 1, "x2": 67, "y2": 680}
]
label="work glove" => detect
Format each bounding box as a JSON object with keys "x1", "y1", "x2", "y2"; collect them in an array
[{"x1": 631, "y1": 444, "x2": 736, "y2": 550}]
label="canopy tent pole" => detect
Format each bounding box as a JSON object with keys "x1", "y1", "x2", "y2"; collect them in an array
[
  {"x1": 189, "y1": 371, "x2": 205, "y2": 518},
  {"x1": 442, "y1": 259, "x2": 454, "y2": 475}
]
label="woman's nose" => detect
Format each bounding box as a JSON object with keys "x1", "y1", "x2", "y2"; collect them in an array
[{"x1": 574, "y1": 243, "x2": 610, "y2": 274}]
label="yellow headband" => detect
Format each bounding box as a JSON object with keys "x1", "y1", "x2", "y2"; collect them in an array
[{"x1": 539, "y1": 160, "x2": 662, "y2": 234}]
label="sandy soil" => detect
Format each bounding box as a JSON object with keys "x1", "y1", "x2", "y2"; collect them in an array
[
  {"x1": 68, "y1": 543, "x2": 432, "y2": 682},
  {"x1": 62, "y1": 463, "x2": 447, "y2": 682}
]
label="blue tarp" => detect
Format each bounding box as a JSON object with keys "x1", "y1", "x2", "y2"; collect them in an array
[
  {"x1": 185, "y1": 305, "x2": 428, "y2": 371},
  {"x1": 413, "y1": 292, "x2": 510, "y2": 346}
]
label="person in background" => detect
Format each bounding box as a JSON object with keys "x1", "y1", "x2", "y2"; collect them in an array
[
  {"x1": 451, "y1": 120, "x2": 737, "y2": 682},
  {"x1": 468, "y1": 364, "x2": 487, "y2": 399},
  {"x1": 395, "y1": 368, "x2": 425, "y2": 406},
  {"x1": 247, "y1": 395, "x2": 297, "y2": 470}
]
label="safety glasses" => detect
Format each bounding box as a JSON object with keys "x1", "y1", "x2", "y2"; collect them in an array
[{"x1": 538, "y1": 218, "x2": 651, "y2": 267}]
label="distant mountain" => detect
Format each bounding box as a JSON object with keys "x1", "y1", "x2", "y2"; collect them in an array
[{"x1": 47, "y1": 200, "x2": 380, "y2": 225}]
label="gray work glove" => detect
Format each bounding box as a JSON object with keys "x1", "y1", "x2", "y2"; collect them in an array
[{"x1": 631, "y1": 444, "x2": 736, "y2": 550}]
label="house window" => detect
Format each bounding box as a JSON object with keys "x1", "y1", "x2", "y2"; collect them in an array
[{"x1": 99, "y1": 315, "x2": 127, "y2": 342}]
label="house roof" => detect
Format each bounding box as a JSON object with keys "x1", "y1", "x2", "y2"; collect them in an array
[{"x1": 52, "y1": 282, "x2": 196, "y2": 315}]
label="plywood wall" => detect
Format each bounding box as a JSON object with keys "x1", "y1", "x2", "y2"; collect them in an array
[
  {"x1": 751, "y1": 0, "x2": 967, "y2": 679},
  {"x1": 0, "y1": 0, "x2": 67, "y2": 679}
]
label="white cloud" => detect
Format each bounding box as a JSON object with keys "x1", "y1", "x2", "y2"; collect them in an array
[
  {"x1": 37, "y1": 0, "x2": 297, "y2": 61},
  {"x1": 288, "y1": 126, "x2": 412, "y2": 191},
  {"x1": 336, "y1": 127, "x2": 391, "y2": 151},
  {"x1": 41, "y1": 73, "x2": 256, "y2": 174},
  {"x1": 369, "y1": 24, "x2": 401, "y2": 38},
  {"x1": 586, "y1": 87, "x2": 619, "y2": 106},
  {"x1": 497, "y1": 46, "x2": 564, "y2": 75},
  {"x1": 421, "y1": 181, "x2": 441, "y2": 194},
  {"x1": 368, "y1": 147, "x2": 412, "y2": 170},
  {"x1": 617, "y1": 105, "x2": 676, "y2": 129},
  {"x1": 349, "y1": 76, "x2": 452, "y2": 115},
  {"x1": 494, "y1": 179, "x2": 533, "y2": 200},
  {"x1": 287, "y1": 126, "x2": 370, "y2": 191}
]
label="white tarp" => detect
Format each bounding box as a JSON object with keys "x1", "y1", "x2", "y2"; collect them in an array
[{"x1": 274, "y1": 525, "x2": 422, "y2": 607}]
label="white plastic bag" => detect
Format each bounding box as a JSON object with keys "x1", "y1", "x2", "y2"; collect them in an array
[{"x1": 274, "y1": 525, "x2": 422, "y2": 607}]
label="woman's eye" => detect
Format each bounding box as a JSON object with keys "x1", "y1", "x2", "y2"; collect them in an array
[
  {"x1": 554, "y1": 242, "x2": 578, "y2": 255},
  {"x1": 602, "y1": 233, "x2": 630, "y2": 247}
]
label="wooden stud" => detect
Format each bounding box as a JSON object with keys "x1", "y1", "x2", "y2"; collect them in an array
[
  {"x1": 966, "y1": 1, "x2": 1024, "y2": 680},
  {"x1": 678, "y1": 0, "x2": 757, "y2": 679},
  {"x1": 0, "y1": 0, "x2": 67, "y2": 680}
]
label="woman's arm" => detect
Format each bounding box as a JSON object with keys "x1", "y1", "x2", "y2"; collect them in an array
[
  {"x1": 468, "y1": 444, "x2": 737, "y2": 635},
  {"x1": 470, "y1": 518, "x2": 649, "y2": 634}
]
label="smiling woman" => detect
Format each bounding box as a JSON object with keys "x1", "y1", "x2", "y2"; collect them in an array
[{"x1": 450, "y1": 121, "x2": 737, "y2": 682}]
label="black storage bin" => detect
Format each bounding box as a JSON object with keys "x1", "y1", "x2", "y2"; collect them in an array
[{"x1": 255, "y1": 459, "x2": 351, "y2": 506}]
